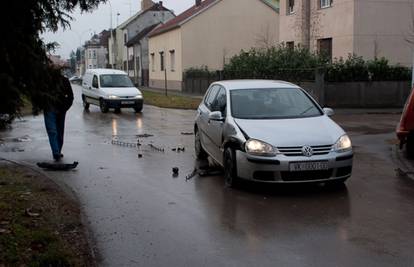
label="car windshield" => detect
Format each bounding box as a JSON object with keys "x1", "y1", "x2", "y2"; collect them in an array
[
  {"x1": 99, "y1": 74, "x2": 134, "y2": 88},
  {"x1": 230, "y1": 88, "x2": 322, "y2": 119}
]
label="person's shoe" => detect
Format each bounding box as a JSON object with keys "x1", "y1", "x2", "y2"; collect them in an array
[
  {"x1": 53, "y1": 154, "x2": 62, "y2": 162},
  {"x1": 60, "y1": 153, "x2": 64, "y2": 158}
]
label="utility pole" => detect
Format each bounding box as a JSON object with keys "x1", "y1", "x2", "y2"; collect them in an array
[{"x1": 108, "y1": 1, "x2": 115, "y2": 69}]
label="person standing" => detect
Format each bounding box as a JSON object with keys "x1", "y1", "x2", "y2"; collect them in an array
[{"x1": 44, "y1": 70, "x2": 74, "y2": 161}]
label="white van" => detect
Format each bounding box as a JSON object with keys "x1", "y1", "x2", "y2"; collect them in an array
[{"x1": 82, "y1": 69, "x2": 143, "y2": 113}]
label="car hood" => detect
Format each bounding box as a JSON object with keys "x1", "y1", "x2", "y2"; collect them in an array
[
  {"x1": 234, "y1": 116, "x2": 345, "y2": 147},
  {"x1": 101, "y1": 87, "x2": 141, "y2": 97}
]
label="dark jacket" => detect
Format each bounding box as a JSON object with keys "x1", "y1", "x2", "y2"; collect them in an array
[
  {"x1": 45, "y1": 74, "x2": 74, "y2": 113},
  {"x1": 59, "y1": 76, "x2": 74, "y2": 112}
]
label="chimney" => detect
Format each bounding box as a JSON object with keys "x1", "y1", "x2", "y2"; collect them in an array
[
  {"x1": 141, "y1": 0, "x2": 154, "y2": 11},
  {"x1": 196, "y1": 0, "x2": 202, "y2": 6}
]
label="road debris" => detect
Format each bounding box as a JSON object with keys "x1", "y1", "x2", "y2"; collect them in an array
[
  {"x1": 111, "y1": 139, "x2": 139, "y2": 147},
  {"x1": 172, "y1": 146, "x2": 185, "y2": 152},
  {"x1": 138, "y1": 154, "x2": 143, "y2": 158},
  {"x1": 25, "y1": 208, "x2": 41, "y2": 217},
  {"x1": 172, "y1": 167, "x2": 179, "y2": 175},
  {"x1": 137, "y1": 134, "x2": 154, "y2": 138},
  {"x1": 148, "y1": 143, "x2": 165, "y2": 152},
  {"x1": 180, "y1": 132, "x2": 194, "y2": 136},
  {"x1": 185, "y1": 168, "x2": 198, "y2": 181},
  {"x1": 13, "y1": 135, "x2": 31, "y2": 142}
]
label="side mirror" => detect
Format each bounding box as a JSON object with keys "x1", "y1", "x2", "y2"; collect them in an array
[
  {"x1": 323, "y1": 107, "x2": 334, "y2": 116},
  {"x1": 208, "y1": 111, "x2": 224, "y2": 122}
]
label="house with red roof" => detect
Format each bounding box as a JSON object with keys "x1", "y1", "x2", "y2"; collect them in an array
[{"x1": 148, "y1": 0, "x2": 280, "y2": 91}]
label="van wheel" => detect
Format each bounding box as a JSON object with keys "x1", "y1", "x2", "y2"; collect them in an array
[
  {"x1": 224, "y1": 148, "x2": 238, "y2": 188},
  {"x1": 82, "y1": 96, "x2": 90, "y2": 110},
  {"x1": 100, "y1": 99, "x2": 109, "y2": 113},
  {"x1": 407, "y1": 132, "x2": 414, "y2": 159}
]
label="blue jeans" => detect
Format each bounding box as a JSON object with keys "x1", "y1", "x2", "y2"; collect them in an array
[{"x1": 44, "y1": 111, "x2": 66, "y2": 159}]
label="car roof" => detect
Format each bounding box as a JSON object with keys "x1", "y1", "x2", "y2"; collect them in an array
[
  {"x1": 212, "y1": 80, "x2": 300, "y2": 90},
  {"x1": 85, "y1": 69, "x2": 127, "y2": 75}
]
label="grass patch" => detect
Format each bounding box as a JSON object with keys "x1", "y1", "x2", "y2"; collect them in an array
[
  {"x1": 142, "y1": 90, "x2": 201, "y2": 110},
  {"x1": 0, "y1": 163, "x2": 94, "y2": 266}
]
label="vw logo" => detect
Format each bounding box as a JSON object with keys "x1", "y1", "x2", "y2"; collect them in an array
[{"x1": 302, "y1": 146, "x2": 314, "y2": 157}]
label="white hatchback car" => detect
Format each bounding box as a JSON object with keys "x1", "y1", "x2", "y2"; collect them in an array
[
  {"x1": 82, "y1": 69, "x2": 143, "y2": 113},
  {"x1": 194, "y1": 80, "x2": 353, "y2": 187}
]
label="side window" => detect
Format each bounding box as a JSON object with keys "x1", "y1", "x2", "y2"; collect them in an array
[
  {"x1": 204, "y1": 85, "x2": 219, "y2": 110},
  {"x1": 211, "y1": 87, "x2": 227, "y2": 115},
  {"x1": 92, "y1": 75, "x2": 99, "y2": 88}
]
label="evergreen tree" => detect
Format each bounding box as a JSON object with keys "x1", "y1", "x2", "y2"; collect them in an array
[{"x1": 0, "y1": 0, "x2": 106, "y2": 124}]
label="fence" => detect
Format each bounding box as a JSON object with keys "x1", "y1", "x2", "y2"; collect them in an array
[{"x1": 182, "y1": 69, "x2": 411, "y2": 108}]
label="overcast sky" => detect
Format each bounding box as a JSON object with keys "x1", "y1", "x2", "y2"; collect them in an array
[{"x1": 42, "y1": 0, "x2": 194, "y2": 59}]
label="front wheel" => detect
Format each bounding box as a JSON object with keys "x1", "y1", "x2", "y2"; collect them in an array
[
  {"x1": 224, "y1": 147, "x2": 238, "y2": 188},
  {"x1": 134, "y1": 105, "x2": 143, "y2": 113},
  {"x1": 82, "y1": 96, "x2": 90, "y2": 110},
  {"x1": 99, "y1": 99, "x2": 109, "y2": 113},
  {"x1": 195, "y1": 129, "x2": 207, "y2": 159}
]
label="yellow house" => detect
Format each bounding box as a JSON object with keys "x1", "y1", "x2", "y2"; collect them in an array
[{"x1": 148, "y1": 0, "x2": 280, "y2": 90}]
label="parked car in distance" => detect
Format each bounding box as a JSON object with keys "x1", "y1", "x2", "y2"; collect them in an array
[
  {"x1": 397, "y1": 85, "x2": 414, "y2": 158},
  {"x1": 69, "y1": 75, "x2": 82, "y2": 85},
  {"x1": 194, "y1": 80, "x2": 353, "y2": 187},
  {"x1": 82, "y1": 69, "x2": 143, "y2": 113}
]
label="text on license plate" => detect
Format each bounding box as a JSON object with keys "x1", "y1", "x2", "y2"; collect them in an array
[
  {"x1": 122, "y1": 101, "x2": 135, "y2": 104},
  {"x1": 289, "y1": 161, "x2": 329, "y2": 171}
]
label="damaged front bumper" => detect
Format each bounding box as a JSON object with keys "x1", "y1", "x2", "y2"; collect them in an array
[{"x1": 235, "y1": 150, "x2": 353, "y2": 183}]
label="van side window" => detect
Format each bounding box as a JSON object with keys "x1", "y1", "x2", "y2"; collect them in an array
[{"x1": 92, "y1": 75, "x2": 99, "y2": 88}]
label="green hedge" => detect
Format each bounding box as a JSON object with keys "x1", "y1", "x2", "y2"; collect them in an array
[
  {"x1": 218, "y1": 45, "x2": 411, "y2": 82},
  {"x1": 326, "y1": 55, "x2": 411, "y2": 82}
]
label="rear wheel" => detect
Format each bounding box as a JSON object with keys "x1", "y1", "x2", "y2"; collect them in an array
[
  {"x1": 224, "y1": 147, "x2": 238, "y2": 188},
  {"x1": 99, "y1": 99, "x2": 109, "y2": 113},
  {"x1": 407, "y1": 132, "x2": 414, "y2": 158},
  {"x1": 82, "y1": 95, "x2": 90, "y2": 110},
  {"x1": 195, "y1": 129, "x2": 207, "y2": 159}
]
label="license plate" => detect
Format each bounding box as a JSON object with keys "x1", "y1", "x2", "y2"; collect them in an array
[
  {"x1": 289, "y1": 161, "x2": 329, "y2": 171},
  {"x1": 121, "y1": 101, "x2": 135, "y2": 105}
]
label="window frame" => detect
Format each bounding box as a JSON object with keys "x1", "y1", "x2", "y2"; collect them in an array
[
  {"x1": 170, "y1": 50, "x2": 175, "y2": 72},
  {"x1": 150, "y1": 53, "x2": 155, "y2": 72},
  {"x1": 320, "y1": 0, "x2": 332, "y2": 9},
  {"x1": 159, "y1": 51, "x2": 165, "y2": 72},
  {"x1": 287, "y1": 0, "x2": 295, "y2": 15}
]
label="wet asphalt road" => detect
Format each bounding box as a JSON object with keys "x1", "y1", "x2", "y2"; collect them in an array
[{"x1": 1, "y1": 85, "x2": 414, "y2": 267}]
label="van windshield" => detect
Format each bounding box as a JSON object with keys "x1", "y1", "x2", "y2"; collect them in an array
[{"x1": 99, "y1": 74, "x2": 134, "y2": 88}]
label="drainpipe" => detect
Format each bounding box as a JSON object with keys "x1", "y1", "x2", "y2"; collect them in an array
[{"x1": 412, "y1": 51, "x2": 414, "y2": 87}]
